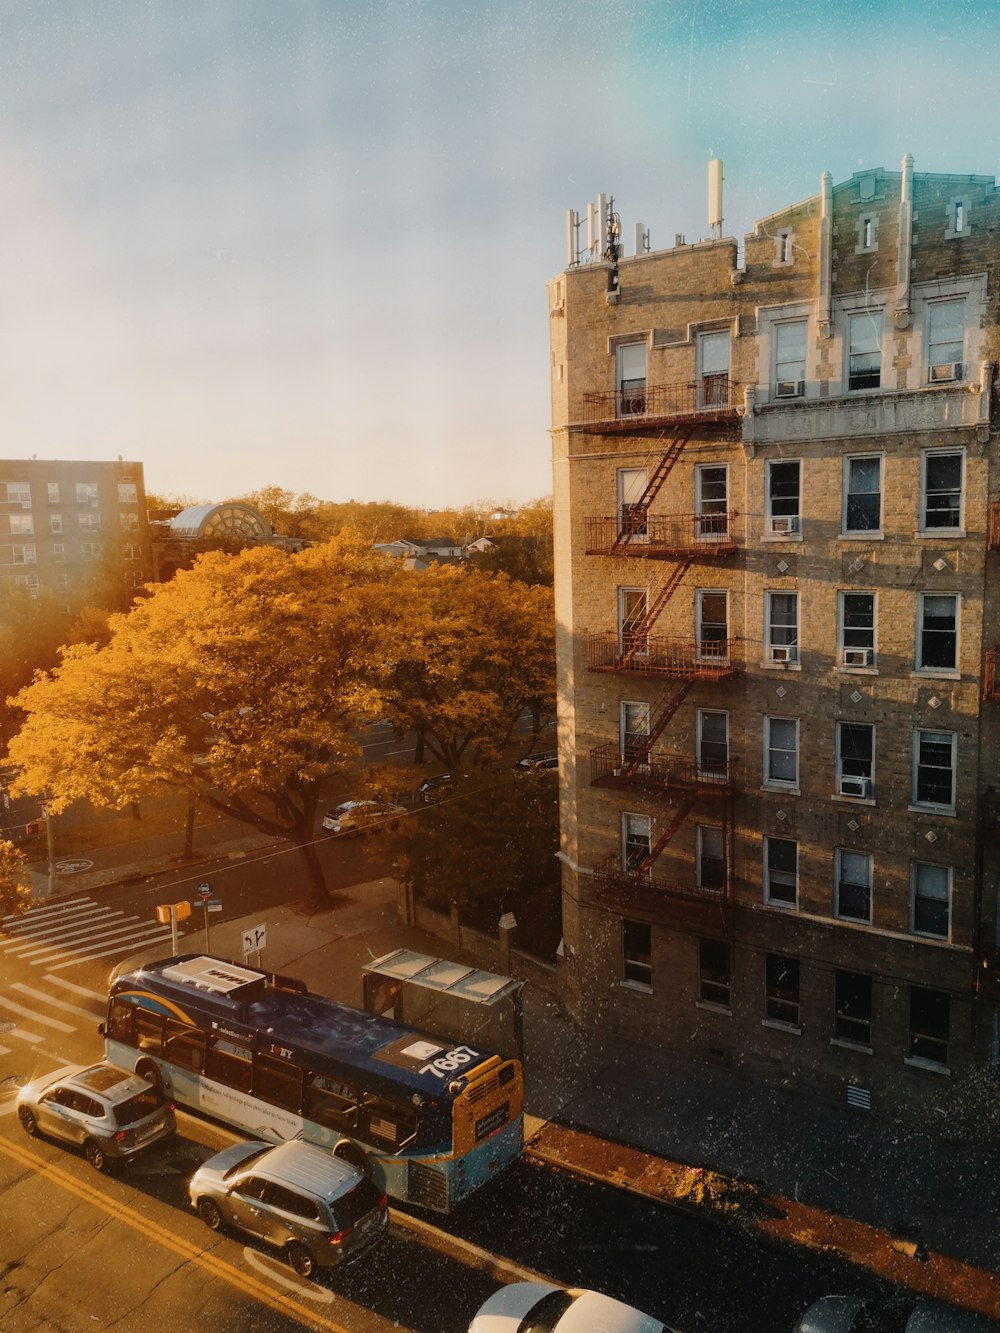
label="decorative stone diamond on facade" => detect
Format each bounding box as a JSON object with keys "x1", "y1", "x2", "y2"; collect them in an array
[
  {"x1": 850, "y1": 690, "x2": 863, "y2": 704},
  {"x1": 775, "y1": 809, "x2": 788, "y2": 822},
  {"x1": 928, "y1": 696, "x2": 942, "y2": 710},
  {"x1": 849, "y1": 558, "x2": 865, "y2": 573},
  {"x1": 775, "y1": 685, "x2": 787, "y2": 699},
  {"x1": 776, "y1": 559, "x2": 789, "y2": 573},
  {"x1": 847, "y1": 819, "x2": 860, "y2": 832},
  {"x1": 925, "y1": 830, "x2": 939, "y2": 843},
  {"x1": 933, "y1": 558, "x2": 948, "y2": 572}
]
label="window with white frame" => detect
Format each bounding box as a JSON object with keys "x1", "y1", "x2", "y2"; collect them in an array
[
  {"x1": 8, "y1": 513, "x2": 33, "y2": 535},
  {"x1": 835, "y1": 970, "x2": 872, "y2": 1046},
  {"x1": 3, "y1": 481, "x2": 31, "y2": 507},
  {"x1": 50, "y1": 513, "x2": 63, "y2": 534},
  {"x1": 10, "y1": 544, "x2": 36, "y2": 565},
  {"x1": 622, "y1": 812, "x2": 651, "y2": 877},
  {"x1": 616, "y1": 342, "x2": 647, "y2": 417},
  {"x1": 120, "y1": 511, "x2": 140, "y2": 532},
  {"x1": 764, "y1": 954, "x2": 800, "y2": 1027},
  {"x1": 47, "y1": 482, "x2": 59, "y2": 504},
  {"x1": 945, "y1": 197, "x2": 970, "y2": 240},
  {"x1": 837, "y1": 722, "x2": 874, "y2": 799},
  {"x1": 921, "y1": 451, "x2": 963, "y2": 531},
  {"x1": 697, "y1": 709, "x2": 729, "y2": 779},
  {"x1": 13, "y1": 573, "x2": 39, "y2": 595},
  {"x1": 911, "y1": 863, "x2": 951, "y2": 940},
  {"x1": 118, "y1": 482, "x2": 138, "y2": 505},
  {"x1": 839, "y1": 592, "x2": 876, "y2": 668},
  {"x1": 835, "y1": 848, "x2": 872, "y2": 923},
  {"x1": 917, "y1": 593, "x2": 958, "y2": 672},
  {"x1": 123, "y1": 543, "x2": 142, "y2": 561},
  {"x1": 927, "y1": 299, "x2": 964, "y2": 382},
  {"x1": 55, "y1": 571, "x2": 69, "y2": 591},
  {"x1": 764, "y1": 836, "x2": 797, "y2": 907},
  {"x1": 698, "y1": 938, "x2": 730, "y2": 1008},
  {"x1": 696, "y1": 826, "x2": 725, "y2": 891},
  {"x1": 766, "y1": 459, "x2": 801, "y2": 535},
  {"x1": 774, "y1": 228, "x2": 794, "y2": 266},
  {"x1": 695, "y1": 465, "x2": 728, "y2": 539},
  {"x1": 697, "y1": 589, "x2": 728, "y2": 661},
  {"x1": 913, "y1": 729, "x2": 956, "y2": 811},
  {"x1": 698, "y1": 330, "x2": 730, "y2": 408},
  {"x1": 618, "y1": 587, "x2": 648, "y2": 657},
  {"x1": 617, "y1": 468, "x2": 647, "y2": 541},
  {"x1": 765, "y1": 716, "x2": 798, "y2": 788},
  {"x1": 766, "y1": 591, "x2": 799, "y2": 663},
  {"x1": 80, "y1": 542, "x2": 100, "y2": 561},
  {"x1": 76, "y1": 482, "x2": 99, "y2": 506},
  {"x1": 620, "y1": 700, "x2": 650, "y2": 767},
  {"x1": 843, "y1": 455, "x2": 882, "y2": 533},
  {"x1": 52, "y1": 543, "x2": 65, "y2": 562},
  {"x1": 774, "y1": 321, "x2": 806, "y2": 397},
  {"x1": 622, "y1": 919, "x2": 652, "y2": 990},
  {"x1": 909, "y1": 986, "x2": 949, "y2": 1067},
  {"x1": 855, "y1": 213, "x2": 878, "y2": 253},
  {"x1": 78, "y1": 512, "x2": 102, "y2": 531},
  {"x1": 848, "y1": 311, "x2": 882, "y2": 390}
]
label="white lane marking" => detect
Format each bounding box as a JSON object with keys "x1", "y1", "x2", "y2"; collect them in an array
[
  {"x1": 241, "y1": 1248, "x2": 335, "y2": 1302},
  {"x1": 17, "y1": 916, "x2": 145, "y2": 959},
  {"x1": 10, "y1": 983, "x2": 103, "y2": 1021},
  {"x1": 0, "y1": 906, "x2": 110, "y2": 948},
  {"x1": 2, "y1": 898, "x2": 96, "y2": 926},
  {"x1": 28, "y1": 922, "x2": 173, "y2": 967},
  {"x1": 0, "y1": 1044, "x2": 10, "y2": 1057},
  {"x1": 44, "y1": 976, "x2": 105, "y2": 1002},
  {"x1": 0, "y1": 1100, "x2": 18, "y2": 1115},
  {"x1": 10, "y1": 1028, "x2": 44, "y2": 1044},
  {"x1": 0, "y1": 998, "x2": 75, "y2": 1033},
  {"x1": 6, "y1": 913, "x2": 133, "y2": 954},
  {"x1": 45, "y1": 929, "x2": 173, "y2": 969}
]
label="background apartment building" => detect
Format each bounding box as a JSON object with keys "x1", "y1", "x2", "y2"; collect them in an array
[
  {"x1": 0, "y1": 459, "x2": 150, "y2": 609},
  {"x1": 549, "y1": 157, "x2": 1000, "y2": 1129}
]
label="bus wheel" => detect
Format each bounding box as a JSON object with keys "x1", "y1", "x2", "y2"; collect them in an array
[
  {"x1": 333, "y1": 1140, "x2": 370, "y2": 1176},
  {"x1": 285, "y1": 1241, "x2": 315, "y2": 1279},
  {"x1": 136, "y1": 1060, "x2": 163, "y2": 1095}
]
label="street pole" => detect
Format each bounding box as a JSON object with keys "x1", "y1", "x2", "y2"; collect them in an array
[
  {"x1": 43, "y1": 805, "x2": 57, "y2": 898},
  {"x1": 170, "y1": 905, "x2": 179, "y2": 954},
  {"x1": 203, "y1": 902, "x2": 211, "y2": 953}
]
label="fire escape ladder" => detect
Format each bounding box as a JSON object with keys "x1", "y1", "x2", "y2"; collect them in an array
[
  {"x1": 610, "y1": 429, "x2": 692, "y2": 553},
  {"x1": 622, "y1": 681, "x2": 693, "y2": 776},
  {"x1": 618, "y1": 557, "x2": 693, "y2": 668},
  {"x1": 638, "y1": 796, "x2": 695, "y2": 873}
]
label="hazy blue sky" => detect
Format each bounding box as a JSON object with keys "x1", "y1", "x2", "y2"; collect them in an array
[{"x1": 1, "y1": 1, "x2": 996, "y2": 508}]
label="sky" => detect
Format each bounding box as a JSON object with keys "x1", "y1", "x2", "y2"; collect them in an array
[{"x1": 1, "y1": 0, "x2": 998, "y2": 509}]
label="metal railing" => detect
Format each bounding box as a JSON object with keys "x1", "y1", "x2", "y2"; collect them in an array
[
  {"x1": 587, "y1": 632, "x2": 738, "y2": 678},
  {"x1": 584, "y1": 511, "x2": 737, "y2": 556},
  {"x1": 579, "y1": 379, "x2": 742, "y2": 428},
  {"x1": 589, "y1": 742, "x2": 738, "y2": 794}
]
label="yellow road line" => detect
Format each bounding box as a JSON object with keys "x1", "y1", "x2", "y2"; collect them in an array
[{"x1": 0, "y1": 1135, "x2": 352, "y2": 1333}]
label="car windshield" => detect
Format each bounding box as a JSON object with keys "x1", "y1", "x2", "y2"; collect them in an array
[
  {"x1": 222, "y1": 1147, "x2": 272, "y2": 1180},
  {"x1": 519, "y1": 1290, "x2": 574, "y2": 1333},
  {"x1": 113, "y1": 1089, "x2": 164, "y2": 1126},
  {"x1": 330, "y1": 1177, "x2": 383, "y2": 1231}
]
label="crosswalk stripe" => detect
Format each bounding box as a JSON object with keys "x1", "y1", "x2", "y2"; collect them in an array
[
  {"x1": 4, "y1": 913, "x2": 133, "y2": 954},
  {"x1": 11, "y1": 1028, "x2": 44, "y2": 1044},
  {"x1": 0, "y1": 1045, "x2": 10, "y2": 1058},
  {"x1": 0, "y1": 905, "x2": 110, "y2": 949},
  {"x1": 45, "y1": 928, "x2": 173, "y2": 970},
  {"x1": 0, "y1": 997, "x2": 75, "y2": 1033},
  {"x1": 1, "y1": 897, "x2": 96, "y2": 926},
  {"x1": 10, "y1": 982, "x2": 103, "y2": 1021},
  {"x1": 44, "y1": 975, "x2": 106, "y2": 1002},
  {"x1": 17, "y1": 917, "x2": 146, "y2": 960}
]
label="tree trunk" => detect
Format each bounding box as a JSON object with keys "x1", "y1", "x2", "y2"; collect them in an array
[
  {"x1": 299, "y1": 837, "x2": 331, "y2": 910},
  {"x1": 182, "y1": 792, "x2": 197, "y2": 861}
]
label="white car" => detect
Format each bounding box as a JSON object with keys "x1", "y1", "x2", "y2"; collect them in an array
[
  {"x1": 322, "y1": 799, "x2": 405, "y2": 836},
  {"x1": 469, "y1": 1282, "x2": 668, "y2": 1333},
  {"x1": 794, "y1": 1296, "x2": 1000, "y2": 1332}
]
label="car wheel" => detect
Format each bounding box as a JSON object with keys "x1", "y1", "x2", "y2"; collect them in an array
[
  {"x1": 135, "y1": 1059, "x2": 164, "y2": 1095},
  {"x1": 84, "y1": 1139, "x2": 109, "y2": 1172},
  {"x1": 197, "y1": 1198, "x2": 224, "y2": 1231},
  {"x1": 286, "y1": 1241, "x2": 315, "y2": 1278},
  {"x1": 18, "y1": 1107, "x2": 38, "y2": 1137}
]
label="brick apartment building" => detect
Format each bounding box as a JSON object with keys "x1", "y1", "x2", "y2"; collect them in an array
[
  {"x1": 549, "y1": 157, "x2": 1000, "y2": 1127},
  {"x1": 0, "y1": 459, "x2": 150, "y2": 609}
]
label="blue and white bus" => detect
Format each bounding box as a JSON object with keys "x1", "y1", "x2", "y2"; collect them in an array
[{"x1": 102, "y1": 954, "x2": 523, "y2": 1212}]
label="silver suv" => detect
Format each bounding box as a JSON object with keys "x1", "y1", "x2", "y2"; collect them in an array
[
  {"x1": 189, "y1": 1140, "x2": 389, "y2": 1278},
  {"x1": 16, "y1": 1062, "x2": 176, "y2": 1171}
]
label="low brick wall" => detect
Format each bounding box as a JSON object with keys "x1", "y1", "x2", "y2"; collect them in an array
[{"x1": 411, "y1": 899, "x2": 559, "y2": 994}]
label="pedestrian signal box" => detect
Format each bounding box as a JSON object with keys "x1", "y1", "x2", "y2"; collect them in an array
[{"x1": 156, "y1": 900, "x2": 192, "y2": 924}]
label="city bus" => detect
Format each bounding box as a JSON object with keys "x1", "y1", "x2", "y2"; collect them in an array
[{"x1": 102, "y1": 954, "x2": 523, "y2": 1212}]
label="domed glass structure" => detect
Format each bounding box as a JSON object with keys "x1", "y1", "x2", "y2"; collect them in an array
[{"x1": 168, "y1": 503, "x2": 273, "y2": 542}]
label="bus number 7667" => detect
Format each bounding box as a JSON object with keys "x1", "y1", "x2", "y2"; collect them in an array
[{"x1": 420, "y1": 1045, "x2": 480, "y2": 1078}]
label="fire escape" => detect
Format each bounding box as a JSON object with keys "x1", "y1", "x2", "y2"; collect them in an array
[
  {"x1": 576, "y1": 377, "x2": 742, "y2": 932},
  {"x1": 976, "y1": 505, "x2": 1000, "y2": 1004}
]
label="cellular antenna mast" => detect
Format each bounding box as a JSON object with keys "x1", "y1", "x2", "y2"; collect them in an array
[{"x1": 708, "y1": 159, "x2": 724, "y2": 239}]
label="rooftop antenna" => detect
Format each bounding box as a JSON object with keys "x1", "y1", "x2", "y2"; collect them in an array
[
  {"x1": 708, "y1": 158, "x2": 724, "y2": 239},
  {"x1": 603, "y1": 195, "x2": 621, "y2": 295}
]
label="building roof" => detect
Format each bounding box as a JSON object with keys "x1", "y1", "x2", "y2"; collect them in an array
[{"x1": 168, "y1": 503, "x2": 273, "y2": 541}]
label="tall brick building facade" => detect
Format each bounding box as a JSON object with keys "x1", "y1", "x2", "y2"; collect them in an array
[{"x1": 549, "y1": 158, "x2": 1000, "y2": 1128}]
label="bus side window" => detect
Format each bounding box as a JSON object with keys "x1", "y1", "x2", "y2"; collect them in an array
[
  {"x1": 134, "y1": 1008, "x2": 165, "y2": 1055},
  {"x1": 253, "y1": 1054, "x2": 304, "y2": 1113},
  {"x1": 108, "y1": 1000, "x2": 135, "y2": 1044},
  {"x1": 303, "y1": 1073, "x2": 359, "y2": 1131},
  {"x1": 205, "y1": 1036, "x2": 252, "y2": 1092},
  {"x1": 163, "y1": 1020, "x2": 206, "y2": 1073},
  {"x1": 359, "y1": 1094, "x2": 418, "y2": 1152}
]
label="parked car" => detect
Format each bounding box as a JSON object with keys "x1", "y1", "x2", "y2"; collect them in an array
[
  {"x1": 189, "y1": 1140, "x2": 389, "y2": 1278},
  {"x1": 16, "y1": 1062, "x2": 176, "y2": 1171},
  {"x1": 322, "y1": 799, "x2": 405, "y2": 835},
  {"x1": 469, "y1": 1282, "x2": 668, "y2": 1333},
  {"x1": 418, "y1": 772, "x2": 453, "y2": 803},
  {"x1": 794, "y1": 1295, "x2": 1000, "y2": 1332},
  {"x1": 513, "y1": 750, "x2": 558, "y2": 771}
]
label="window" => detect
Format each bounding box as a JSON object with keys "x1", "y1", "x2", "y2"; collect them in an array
[
  {"x1": 774, "y1": 229, "x2": 794, "y2": 266},
  {"x1": 13, "y1": 573, "x2": 39, "y2": 595},
  {"x1": 3, "y1": 481, "x2": 31, "y2": 507},
  {"x1": 617, "y1": 468, "x2": 647, "y2": 540},
  {"x1": 946, "y1": 196, "x2": 970, "y2": 240},
  {"x1": 162, "y1": 1021, "x2": 205, "y2": 1073},
  {"x1": 856, "y1": 214, "x2": 878, "y2": 253},
  {"x1": 616, "y1": 342, "x2": 646, "y2": 417},
  {"x1": 909, "y1": 987, "x2": 949, "y2": 1067},
  {"x1": 253, "y1": 1054, "x2": 304, "y2": 1112},
  {"x1": 835, "y1": 970, "x2": 872, "y2": 1046},
  {"x1": 76, "y1": 481, "x2": 99, "y2": 506},
  {"x1": 696, "y1": 826, "x2": 725, "y2": 891},
  {"x1": 118, "y1": 482, "x2": 138, "y2": 504},
  {"x1": 55, "y1": 572, "x2": 68, "y2": 591},
  {"x1": 618, "y1": 587, "x2": 648, "y2": 657},
  {"x1": 52, "y1": 543, "x2": 65, "y2": 562},
  {"x1": 917, "y1": 594, "x2": 958, "y2": 672},
  {"x1": 921, "y1": 451, "x2": 963, "y2": 531},
  {"x1": 120, "y1": 511, "x2": 140, "y2": 531},
  {"x1": 699, "y1": 938, "x2": 730, "y2": 1008},
  {"x1": 766, "y1": 591, "x2": 799, "y2": 664},
  {"x1": 10, "y1": 544, "x2": 36, "y2": 565},
  {"x1": 764, "y1": 836, "x2": 797, "y2": 907},
  {"x1": 123, "y1": 543, "x2": 142, "y2": 560},
  {"x1": 698, "y1": 330, "x2": 729, "y2": 408},
  {"x1": 8, "y1": 513, "x2": 33, "y2": 535},
  {"x1": 79, "y1": 512, "x2": 102, "y2": 531},
  {"x1": 774, "y1": 321, "x2": 806, "y2": 396},
  {"x1": 697, "y1": 709, "x2": 729, "y2": 778},
  {"x1": 697, "y1": 589, "x2": 728, "y2": 661},
  {"x1": 765, "y1": 954, "x2": 800, "y2": 1027},
  {"x1": 843, "y1": 456, "x2": 882, "y2": 533},
  {"x1": 913, "y1": 730, "x2": 956, "y2": 811},
  {"x1": 766, "y1": 459, "x2": 801, "y2": 535},
  {"x1": 837, "y1": 722, "x2": 874, "y2": 799},
  {"x1": 80, "y1": 542, "x2": 100, "y2": 561},
  {"x1": 622, "y1": 919, "x2": 652, "y2": 989},
  {"x1": 911, "y1": 863, "x2": 951, "y2": 940},
  {"x1": 47, "y1": 482, "x2": 59, "y2": 504},
  {"x1": 50, "y1": 513, "x2": 63, "y2": 534},
  {"x1": 303, "y1": 1073, "x2": 359, "y2": 1131},
  {"x1": 839, "y1": 592, "x2": 876, "y2": 667},
  {"x1": 206, "y1": 1035, "x2": 253, "y2": 1091},
  {"x1": 620, "y1": 700, "x2": 650, "y2": 766},
  {"x1": 927, "y1": 300, "x2": 964, "y2": 381},
  {"x1": 836, "y1": 849, "x2": 872, "y2": 923},
  {"x1": 848, "y1": 311, "x2": 882, "y2": 390},
  {"x1": 695, "y1": 464, "x2": 728, "y2": 539},
  {"x1": 765, "y1": 716, "x2": 798, "y2": 788},
  {"x1": 622, "y1": 812, "x2": 651, "y2": 877}
]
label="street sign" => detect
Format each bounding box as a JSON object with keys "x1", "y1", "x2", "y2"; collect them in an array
[
  {"x1": 207, "y1": 903, "x2": 223, "y2": 913},
  {"x1": 196, "y1": 882, "x2": 212, "y2": 899},
  {"x1": 242, "y1": 924, "x2": 267, "y2": 956}
]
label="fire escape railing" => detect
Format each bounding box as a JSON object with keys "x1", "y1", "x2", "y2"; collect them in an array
[
  {"x1": 587, "y1": 634, "x2": 738, "y2": 678},
  {"x1": 585, "y1": 511, "x2": 737, "y2": 557},
  {"x1": 580, "y1": 380, "x2": 742, "y2": 429},
  {"x1": 590, "y1": 743, "x2": 738, "y2": 796}
]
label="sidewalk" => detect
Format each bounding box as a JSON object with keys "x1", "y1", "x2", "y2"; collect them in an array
[{"x1": 39, "y1": 854, "x2": 1000, "y2": 1320}]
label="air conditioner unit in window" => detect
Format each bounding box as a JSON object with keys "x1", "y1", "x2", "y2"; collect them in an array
[
  {"x1": 929, "y1": 361, "x2": 963, "y2": 383},
  {"x1": 775, "y1": 379, "x2": 805, "y2": 398},
  {"x1": 839, "y1": 776, "x2": 872, "y2": 799},
  {"x1": 843, "y1": 648, "x2": 874, "y2": 667},
  {"x1": 770, "y1": 644, "x2": 797, "y2": 664},
  {"x1": 770, "y1": 515, "x2": 800, "y2": 535}
]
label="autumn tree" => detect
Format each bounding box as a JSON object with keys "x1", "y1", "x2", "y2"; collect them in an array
[
  {"x1": 9, "y1": 536, "x2": 401, "y2": 908},
  {"x1": 0, "y1": 839, "x2": 32, "y2": 918}
]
